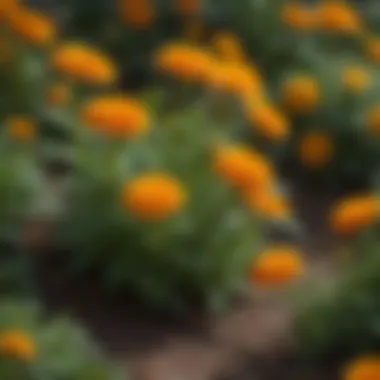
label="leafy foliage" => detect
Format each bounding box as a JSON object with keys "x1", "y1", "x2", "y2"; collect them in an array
[
  {"x1": 295, "y1": 228, "x2": 380, "y2": 362},
  {"x1": 0, "y1": 298, "x2": 125, "y2": 380},
  {"x1": 56, "y1": 103, "x2": 281, "y2": 314}
]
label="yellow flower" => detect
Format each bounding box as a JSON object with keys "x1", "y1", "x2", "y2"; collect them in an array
[
  {"x1": 298, "y1": 131, "x2": 333, "y2": 169},
  {"x1": 51, "y1": 43, "x2": 118, "y2": 86},
  {"x1": 81, "y1": 95, "x2": 149, "y2": 139},
  {"x1": 343, "y1": 356, "x2": 380, "y2": 380},
  {"x1": 365, "y1": 37, "x2": 380, "y2": 63},
  {"x1": 175, "y1": 0, "x2": 198, "y2": 15},
  {"x1": 118, "y1": 0, "x2": 155, "y2": 29},
  {"x1": 154, "y1": 43, "x2": 214, "y2": 83},
  {"x1": 122, "y1": 173, "x2": 187, "y2": 221},
  {"x1": 330, "y1": 195, "x2": 380, "y2": 236},
  {"x1": 244, "y1": 187, "x2": 291, "y2": 220},
  {"x1": 6, "y1": 6, "x2": 56, "y2": 47},
  {"x1": 212, "y1": 32, "x2": 246, "y2": 62},
  {"x1": 366, "y1": 105, "x2": 380, "y2": 136},
  {"x1": 282, "y1": 75, "x2": 320, "y2": 114},
  {"x1": 247, "y1": 102, "x2": 289, "y2": 142},
  {"x1": 46, "y1": 83, "x2": 71, "y2": 107},
  {"x1": 214, "y1": 145, "x2": 274, "y2": 190},
  {"x1": 5, "y1": 116, "x2": 35, "y2": 141},
  {"x1": 250, "y1": 246, "x2": 304, "y2": 287},
  {"x1": 281, "y1": 2, "x2": 318, "y2": 31},
  {"x1": 0, "y1": 331, "x2": 36, "y2": 362},
  {"x1": 206, "y1": 62, "x2": 263, "y2": 97},
  {"x1": 342, "y1": 65, "x2": 371, "y2": 94},
  {"x1": 317, "y1": 1, "x2": 362, "y2": 34}
]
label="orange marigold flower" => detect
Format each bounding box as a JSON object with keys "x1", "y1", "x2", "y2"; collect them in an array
[
  {"x1": 6, "y1": 6, "x2": 56, "y2": 47},
  {"x1": 365, "y1": 37, "x2": 380, "y2": 63},
  {"x1": 0, "y1": 331, "x2": 36, "y2": 361},
  {"x1": 298, "y1": 131, "x2": 333, "y2": 169},
  {"x1": 330, "y1": 195, "x2": 380, "y2": 235},
  {"x1": 206, "y1": 62, "x2": 263, "y2": 97},
  {"x1": 282, "y1": 75, "x2": 320, "y2": 114},
  {"x1": 5, "y1": 116, "x2": 35, "y2": 141},
  {"x1": 214, "y1": 145, "x2": 274, "y2": 190},
  {"x1": 118, "y1": 0, "x2": 155, "y2": 29},
  {"x1": 46, "y1": 83, "x2": 71, "y2": 107},
  {"x1": 154, "y1": 43, "x2": 214, "y2": 83},
  {"x1": 244, "y1": 187, "x2": 291, "y2": 220},
  {"x1": 175, "y1": 0, "x2": 199, "y2": 15},
  {"x1": 342, "y1": 65, "x2": 371, "y2": 94},
  {"x1": 343, "y1": 356, "x2": 380, "y2": 380},
  {"x1": 281, "y1": 2, "x2": 318, "y2": 31},
  {"x1": 81, "y1": 95, "x2": 149, "y2": 139},
  {"x1": 122, "y1": 173, "x2": 187, "y2": 221},
  {"x1": 212, "y1": 32, "x2": 246, "y2": 63},
  {"x1": 366, "y1": 105, "x2": 380, "y2": 136},
  {"x1": 250, "y1": 246, "x2": 304, "y2": 287},
  {"x1": 248, "y1": 102, "x2": 289, "y2": 142},
  {"x1": 51, "y1": 42, "x2": 118, "y2": 86},
  {"x1": 0, "y1": 0, "x2": 18, "y2": 20},
  {"x1": 317, "y1": 1, "x2": 362, "y2": 34}
]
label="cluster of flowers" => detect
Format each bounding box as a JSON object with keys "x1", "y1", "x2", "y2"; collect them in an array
[
  {"x1": 279, "y1": 1, "x2": 380, "y2": 177},
  {"x1": 0, "y1": 1, "x2": 305, "y2": 309}
]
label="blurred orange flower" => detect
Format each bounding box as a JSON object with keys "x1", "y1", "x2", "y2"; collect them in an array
[
  {"x1": 5, "y1": 116, "x2": 35, "y2": 142},
  {"x1": 244, "y1": 187, "x2": 291, "y2": 220},
  {"x1": 247, "y1": 102, "x2": 289, "y2": 142},
  {"x1": 6, "y1": 6, "x2": 56, "y2": 46},
  {"x1": 330, "y1": 195, "x2": 380, "y2": 235},
  {"x1": 214, "y1": 145, "x2": 274, "y2": 190},
  {"x1": 343, "y1": 356, "x2": 380, "y2": 380},
  {"x1": 250, "y1": 246, "x2": 304, "y2": 287},
  {"x1": 212, "y1": 32, "x2": 246, "y2": 62},
  {"x1": 281, "y1": 2, "x2": 318, "y2": 31},
  {"x1": 282, "y1": 75, "x2": 320, "y2": 114},
  {"x1": 118, "y1": 0, "x2": 155, "y2": 29},
  {"x1": 81, "y1": 95, "x2": 149, "y2": 139},
  {"x1": 175, "y1": 0, "x2": 199, "y2": 15},
  {"x1": 298, "y1": 131, "x2": 333, "y2": 169},
  {"x1": 342, "y1": 65, "x2": 371, "y2": 94},
  {"x1": 122, "y1": 173, "x2": 187, "y2": 221},
  {"x1": 51, "y1": 43, "x2": 118, "y2": 86},
  {"x1": 317, "y1": 1, "x2": 362, "y2": 34},
  {"x1": 366, "y1": 105, "x2": 380, "y2": 136},
  {"x1": 365, "y1": 37, "x2": 380, "y2": 63},
  {"x1": 0, "y1": 331, "x2": 36, "y2": 362},
  {"x1": 155, "y1": 43, "x2": 214, "y2": 83},
  {"x1": 0, "y1": 0, "x2": 18, "y2": 20},
  {"x1": 206, "y1": 62, "x2": 263, "y2": 97}
]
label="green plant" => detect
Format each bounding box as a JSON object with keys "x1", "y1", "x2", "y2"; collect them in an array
[
  {"x1": 0, "y1": 298, "x2": 125, "y2": 379},
  {"x1": 55, "y1": 96, "x2": 291, "y2": 314},
  {"x1": 295, "y1": 218, "x2": 380, "y2": 362}
]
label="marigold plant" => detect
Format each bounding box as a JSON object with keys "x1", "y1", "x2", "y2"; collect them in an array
[{"x1": 56, "y1": 100, "x2": 292, "y2": 313}]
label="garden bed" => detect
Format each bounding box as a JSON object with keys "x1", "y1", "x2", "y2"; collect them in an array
[{"x1": 35, "y1": 183, "x2": 339, "y2": 380}]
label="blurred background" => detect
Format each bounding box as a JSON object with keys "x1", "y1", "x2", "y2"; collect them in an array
[{"x1": 1, "y1": 1, "x2": 380, "y2": 379}]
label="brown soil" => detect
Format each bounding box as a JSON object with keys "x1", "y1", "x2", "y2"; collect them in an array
[{"x1": 37, "y1": 184, "x2": 340, "y2": 380}]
